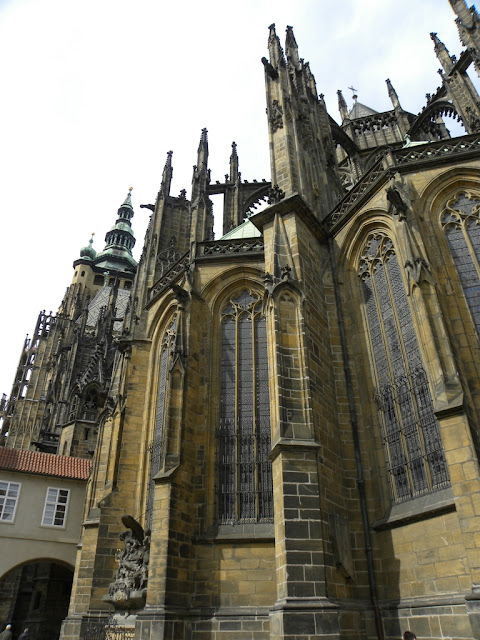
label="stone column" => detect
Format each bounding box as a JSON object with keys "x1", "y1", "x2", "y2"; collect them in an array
[
  {"x1": 437, "y1": 409, "x2": 480, "y2": 638},
  {"x1": 269, "y1": 441, "x2": 339, "y2": 640},
  {"x1": 135, "y1": 475, "x2": 172, "y2": 640}
]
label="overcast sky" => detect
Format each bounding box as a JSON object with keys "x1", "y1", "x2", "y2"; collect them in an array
[{"x1": 0, "y1": 0, "x2": 470, "y2": 400}]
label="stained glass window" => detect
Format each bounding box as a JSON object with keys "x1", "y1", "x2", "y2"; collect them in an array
[
  {"x1": 441, "y1": 192, "x2": 480, "y2": 336},
  {"x1": 218, "y1": 290, "x2": 273, "y2": 523},
  {"x1": 359, "y1": 233, "x2": 449, "y2": 502}
]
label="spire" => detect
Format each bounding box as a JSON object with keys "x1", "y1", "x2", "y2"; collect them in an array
[
  {"x1": 93, "y1": 188, "x2": 137, "y2": 273},
  {"x1": 337, "y1": 89, "x2": 349, "y2": 122},
  {"x1": 121, "y1": 188, "x2": 133, "y2": 210},
  {"x1": 190, "y1": 129, "x2": 212, "y2": 242},
  {"x1": 159, "y1": 151, "x2": 173, "y2": 198},
  {"x1": 386, "y1": 78, "x2": 401, "y2": 109},
  {"x1": 285, "y1": 25, "x2": 300, "y2": 70},
  {"x1": 449, "y1": 0, "x2": 475, "y2": 29},
  {"x1": 262, "y1": 23, "x2": 342, "y2": 219},
  {"x1": 197, "y1": 128, "x2": 208, "y2": 171},
  {"x1": 431, "y1": 32, "x2": 455, "y2": 73},
  {"x1": 229, "y1": 141, "x2": 239, "y2": 182},
  {"x1": 267, "y1": 23, "x2": 285, "y2": 69}
]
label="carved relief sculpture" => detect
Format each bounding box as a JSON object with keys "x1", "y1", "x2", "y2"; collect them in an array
[{"x1": 103, "y1": 516, "x2": 151, "y2": 610}]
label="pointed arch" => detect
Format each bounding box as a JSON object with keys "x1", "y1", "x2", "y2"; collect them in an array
[
  {"x1": 440, "y1": 190, "x2": 480, "y2": 338},
  {"x1": 217, "y1": 286, "x2": 273, "y2": 524},
  {"x1": 145, "y1": 313, "x2": 178, "y2": 527},
  {"x1": 357, "y1": 231, "x2": 449, "y2": 501},
  {"x1": 79, "y1": 382, "x2": 101, "y2": 422},
  {"x1": 409, "y1": 100, "x2": 463, "y2": 140},
  {"x1": 420, "y1": 168, "x2": 480, "y2": 348}
]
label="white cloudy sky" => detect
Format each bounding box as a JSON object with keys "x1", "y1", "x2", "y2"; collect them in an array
[{"x1": 0, "y1": 0, "x2": 469, "y2": 399}]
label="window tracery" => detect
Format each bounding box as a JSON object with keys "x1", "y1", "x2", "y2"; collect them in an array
[
  {"x1": 359, "y1": 233, "x2": 449, "y2": 501},
  {"x1": 145, "y1": 315, "x2": 177, "y2": 526},
  {"x1": 218, "y1": 289, "x2": 273, "y2": 524},
  {"x1": 68, "y1": 395, "x2": 79, "y2": 422},
  {"x1": 441, "y1": 191, "x2": 480, "y2": 335},
  {"x1": 81, "y1": 387, "x2": 99, "y2": 421}
]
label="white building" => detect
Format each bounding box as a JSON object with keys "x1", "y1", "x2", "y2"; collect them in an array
[{"x1": 0, "y1": 449, "x2": 91, "y2": 640}]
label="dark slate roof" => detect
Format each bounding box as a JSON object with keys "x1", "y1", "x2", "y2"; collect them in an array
[
  {"x1": 84, "y1": 286, "x2": 130, "y2": 331},
  {"x1": 349, "y1": 101, "x2": 379, "y2": 119},
  {"x1": 0, "y1": 448, "x2": 91, "y2": 480}
]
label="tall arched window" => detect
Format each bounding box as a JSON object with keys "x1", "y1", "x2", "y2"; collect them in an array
[
  {"x1": 441, "y1": 191, "x2": 480, "y2": 336},
  {"x1": 145, "y1": 315, "x2": 177, "y2": 526},
  {"x1": 359, "y1": 233, "x2": 449, "y2": 502},
  {"x1": 218, "y1": 289, "x2": 273, "y2": 523}
]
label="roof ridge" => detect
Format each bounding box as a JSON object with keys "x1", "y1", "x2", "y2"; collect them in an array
[{"x1": 0, "y1": 447, "x2": 92, "y2": 480}]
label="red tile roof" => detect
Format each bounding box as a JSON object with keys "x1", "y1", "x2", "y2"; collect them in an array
[{"x1": 0, "y1": 448, "x2": 91, "y2": 480}]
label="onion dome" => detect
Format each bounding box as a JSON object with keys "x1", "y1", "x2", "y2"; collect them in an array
[{"x1": 79, "y1": 234, "x2": 97, "y2": 260}]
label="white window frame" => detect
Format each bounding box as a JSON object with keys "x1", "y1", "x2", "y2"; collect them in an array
[
  {"x1": 0, "y1": 480, "x2": 21, "y2": 523},
  {"x1": 41, "y1": 487, "x2": 70, "y2": 528}
]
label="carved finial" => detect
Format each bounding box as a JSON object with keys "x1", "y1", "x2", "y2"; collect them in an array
[
  {"x1": 229, "y1": 141, "x2": 239, "y2": 182},
  {"x1": 386, "y1": 78, "x2": 401, "y2": 109},
  {"x1": 196, "y1": 129, "x2": 209, "y2": 168},
  {"x1": 267, "y1": 184, "x2": 285, "y2": 204},
  {"x1": 285, "y1": 25, "x2": 300, "y2": 69},
  {"x1": 337, "y1": 89, "x2": 349, "y2": 121},
  {"x1": 266, "y1": 22, "x2": 285, "y2": 70},
  {"x1": 430, "y1": 32, "x2": 454, "y2": 72}
]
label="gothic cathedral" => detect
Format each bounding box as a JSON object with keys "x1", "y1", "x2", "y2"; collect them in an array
[{"x1": 2, "y1": 1, "x2": 480, "y2": 639}]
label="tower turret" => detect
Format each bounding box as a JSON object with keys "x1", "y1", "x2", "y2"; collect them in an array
[
  {"x1": 94, "y1": 188, "x2": 137, "y2": 273},
  {"x1": 262, "y1": 24, "x2": 342, "y2": 219},
  {"x1": 191, "y1": 128, "x2": 210, "y2": 203},
  {"x1": 190, "y1": 129, "x2": 213, "y2": 243}
]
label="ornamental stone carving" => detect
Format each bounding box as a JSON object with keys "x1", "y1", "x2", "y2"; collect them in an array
[{"x1": 103, "y1": 516, "x2": 150, "y2": 610}]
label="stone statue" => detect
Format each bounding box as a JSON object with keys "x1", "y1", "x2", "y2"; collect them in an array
[{"x1": 103, "y1": 515, "x2": 151, "y2": 610}]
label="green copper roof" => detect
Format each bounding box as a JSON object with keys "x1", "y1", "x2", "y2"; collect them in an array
[
  {"x1": 94, "y1": 189, "x2": 137, "y2": 274},
  {"x1": 121, "y1": 190, "x2": 133, "y2": 210},
  {"x1": 79, "y1": 235, "x2": 97, "y2": 261},
  {"x1": 221, "y1": 218, "x2": 262, "y2": 240}
]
